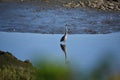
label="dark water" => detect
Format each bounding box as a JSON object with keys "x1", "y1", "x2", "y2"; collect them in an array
[
  {"x1": 0, "y1": 32, "x2": 120, "y2": 74},
  {"x1": 0, "y1": 2, "x2": 120, "y2": 34}
]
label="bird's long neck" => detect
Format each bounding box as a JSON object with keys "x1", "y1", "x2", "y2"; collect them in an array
[{"x1": 64, "y1": 26, "x2": 67, "y2": 35}]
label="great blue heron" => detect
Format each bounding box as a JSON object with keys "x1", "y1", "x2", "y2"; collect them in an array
[{"x1": 60, "y1": 24, "x2": 68, "y2": 42}]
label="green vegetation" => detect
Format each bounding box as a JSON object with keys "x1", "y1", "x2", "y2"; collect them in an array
[
  {"x1": 0, "y1": 51, "x2": 73, "y2": 80},
  {"x1": 0, "y1": 66, "x2": 36, "y2": 80},
  {"x1": 0, "y1": 51, "x2": 36, "y2": 80},
  {"x1": 0, "y1": 51, "x2": 120, "y2": 80},
  {"x1": 35, "y1": 62, "x2": 72, "y2": 80}
]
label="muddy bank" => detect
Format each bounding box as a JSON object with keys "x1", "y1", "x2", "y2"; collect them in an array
[{"x1": 0, "y1": 0, "x2": 120, "y2": 11}]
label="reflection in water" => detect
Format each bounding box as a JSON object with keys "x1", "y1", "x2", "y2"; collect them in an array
[
  {"x1": 0, "y1": 32, "x2": 120, "y2": 73},
  {"x1": 60, "y1": 43, "x2": 69, "y2": 64}
]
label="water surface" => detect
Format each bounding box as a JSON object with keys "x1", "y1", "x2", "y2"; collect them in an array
[
  {"x1": 0, "y1": 2, "x2": 120, "y2": 34},
  {"x1": 0, "y1": 32, "x2": 120, "y2": 73}
]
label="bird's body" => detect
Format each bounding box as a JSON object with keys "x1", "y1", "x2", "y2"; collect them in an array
[
  {"x1": 60, "y1": 25, "x2": 68, "y2": 42},
  {"x1": 60, "y1": 32, "x2": 67, "y2": 42}
]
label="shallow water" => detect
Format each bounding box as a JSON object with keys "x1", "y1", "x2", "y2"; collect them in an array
[
  {"x1": 0, "y1": 2, "x2": 120, "y2": 34},
  {"x1": 0, "y1": 32, "x2": 120, "y2": 73}
]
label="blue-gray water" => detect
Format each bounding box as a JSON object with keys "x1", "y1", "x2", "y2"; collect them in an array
[
  {"x1": 0, "y1": 32, "x2": 120, "y2": 73},
  {"x1": 0, "y1": 2, "x2": 120, "y2": 34}
]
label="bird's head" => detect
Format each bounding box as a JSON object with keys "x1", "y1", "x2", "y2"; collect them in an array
[
  {"x1": 65, "y1": 24, "x2": 69, "y2": 33},
  {"x1": 65, "y1": 24, "x2": 68, "y2": 26}
]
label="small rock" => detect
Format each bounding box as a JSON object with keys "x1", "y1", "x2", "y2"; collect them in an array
[
  {"x1": 84, "y1": 29, "x2": 97, "y2": 34},
  {"x1": 74, "y1": 3, "x2": 80, "y2": 8},
  {"x1": 24, "y1": 59, "x2": 30, "y2": 63},
  {"x1": 108, "y1": 6, "x2": 114, "y2": 9},
  {"x1": 78, "y1": 1, "x2": 85, "y2": 7},
  {"x1": 109, "y1": 3, "x2": 114, "y2": 6}
]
